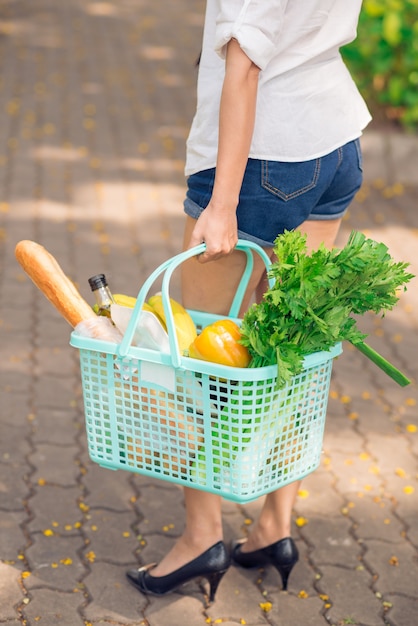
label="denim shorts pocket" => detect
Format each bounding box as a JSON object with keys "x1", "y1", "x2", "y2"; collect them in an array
[{"x1": 261, "y1": 159, "x2": 321, "y2": 202}]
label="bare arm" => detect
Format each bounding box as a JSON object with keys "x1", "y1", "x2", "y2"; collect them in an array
[{"x1": 187, "y1": 38, "x2": 260, "y2": 262}]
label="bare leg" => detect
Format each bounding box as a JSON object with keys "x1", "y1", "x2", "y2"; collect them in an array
[
  {"x1": 151, "y1": 489, "x2": 223, "y2": 576},
  {"x1": 297, "y1": 217, "x2": 342, "y2": 251},
  {"x1": 153, "y1": 217, "x2": 343, "y2": 572},
  {"x1": 151, "y1": 217, "x2": 273, "y2": 576},
  {"x1": 243, "y1": 217, "x2": 343, "y2": 553}
]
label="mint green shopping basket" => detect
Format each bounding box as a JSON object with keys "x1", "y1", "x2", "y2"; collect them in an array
[{"x1": 70, "y1": 240, "x2": 342, "y2": 503}]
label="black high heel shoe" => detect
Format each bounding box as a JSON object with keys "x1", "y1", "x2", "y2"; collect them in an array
[
  {"x1": 126, "y1": 541, "x2": 230, "y2": 603},
  {"x1": 231, "y1": 537, "x2": 299, "y2": 590}
]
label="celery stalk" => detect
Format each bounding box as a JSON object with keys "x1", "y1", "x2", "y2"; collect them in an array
[{"x1": 351, "y1": 340, "x2": 411, "y2": 387}]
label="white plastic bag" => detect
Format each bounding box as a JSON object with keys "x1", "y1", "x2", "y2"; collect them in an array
[{"x1": 110, "y1": 304, "x2": 170, "y2": 352}]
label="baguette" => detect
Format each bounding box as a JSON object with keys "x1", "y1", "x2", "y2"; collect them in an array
[{"x1": 15, "y1": 240, "x2": 97, "y2": 328}]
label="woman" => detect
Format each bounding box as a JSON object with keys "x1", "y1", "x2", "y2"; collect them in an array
[{"x1": 127, "y1": 0, "x2": 371, "y2": 601}]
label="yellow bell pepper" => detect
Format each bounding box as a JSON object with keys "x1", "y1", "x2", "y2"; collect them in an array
[{"x1": 188, "y1": 319, "x2": 251, "y2": 368}]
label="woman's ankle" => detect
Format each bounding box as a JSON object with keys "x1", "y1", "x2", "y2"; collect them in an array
[
  {"x1": 241, "y1": 522, "x2": 291, "y2": 553},
  {"x1": 151, "y1": 533, "x2": 223, "y2": 577}
]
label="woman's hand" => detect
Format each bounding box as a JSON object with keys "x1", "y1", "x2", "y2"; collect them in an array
[{"x1": 187, "y1": 202, "x2": 238, "y2": 263}]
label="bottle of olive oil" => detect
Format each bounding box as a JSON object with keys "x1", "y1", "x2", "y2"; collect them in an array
[{"x1": 88, "y1": 274, "x2": 115, "y2": 317}]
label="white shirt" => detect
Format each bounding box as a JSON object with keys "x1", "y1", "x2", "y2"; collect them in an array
[{"x1": 185, "y1": 0, "x2": 372, "y2": 176}]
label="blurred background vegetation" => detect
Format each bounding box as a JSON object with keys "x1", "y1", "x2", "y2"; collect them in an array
[{"x1": 342, "y1": 0, "x2": 418, "y2": 132}]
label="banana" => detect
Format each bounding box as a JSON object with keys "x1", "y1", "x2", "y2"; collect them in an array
[
  {"x1": 113, "y1": 293, "x2": 138, "y2": 308},
  {"x1": 93, "y1": 294, "x2": 154, "y2": 314},
  {"x1": 114, "y1": 294, "x2": 156, "y2": 314},
  {"x1": 147, "y1": 294, "x2": 197, "y2": 353}
]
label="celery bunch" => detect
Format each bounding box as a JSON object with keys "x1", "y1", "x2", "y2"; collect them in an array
[{"x1": 240, "y1": 230, "x2": 414, "y2": 388}]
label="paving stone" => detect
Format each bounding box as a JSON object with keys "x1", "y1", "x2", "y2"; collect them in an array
[
  {"x1": 82, "y1": 463, "x2": 137, "y2": 511},
  {"x1": 83, "y1": 562, "x2": 148, "y2": 623},
  {"x1": 21, "y1": 587, "x2": 85, "y2": 626},
  {"x1": 131, "y1": 480, "x2": 185, "y2": 539},
  {"x1": 383, "y1": 594, "x2": 418, "y2": 626},
  {"x1": 318, "y1": 563, "x2": 383, "y2": 626},
  {"x1": 350, "y1": 494, "x2": 405, "y2": 543},
  {"x1": 324, "y1": 449, "x2": 383, "y2": 496},
  {"x1": 32, "y1": 374, "x2": 77, "y2": 409},
  {"x1": 82, "y1": 508, "x2": 139, "y2": 564},
  {"x1": 0, "y1": 420, "x2": 31, "y2": 463},
  {"x1": 362, "y1": 539, "x2": 418, "y2": 598},
  {"x1": 0, "y1": 510, "x2": 28, "y2": 563},
  {"x1": 0, "y1": 562, "x2": 24, "y2": 620},
  {"x1": 26, "y1": 484, "x2": 84, "y2": 532},
  {"x1": 0, "y1": 390, "x2": 31, "y2": 426},
  {"x1": 28, "y1": 443, "x2": 82, "y2": 486},
  {"x1": 143, "y1": 593, "x2": 209, "y2": 626},
  {"x1": 268, "y1": 594, "x2": 328, "y2": 626},
  {"x1": 25, "y1": 533, "x2": 86, "y2": 591},
  {"x1": 30, "y1": 407, "x2": 80, "y2": 446},
  {"x1": 33, "y1": 344, "x2": 74, "y2": 377},
  {"x1": 300, "y1": 515, "x2": 360, "y2": 568},
  {"x1": 0, "y1": 461, "x2": 31, "y2": 510},
  {"x1": 294, "y1": 466, "x2": 344, "y2": 517}
]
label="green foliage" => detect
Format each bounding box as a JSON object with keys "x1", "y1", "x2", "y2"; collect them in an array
[
  {"x1": 240, "y1": 230, "x2": 414, "y2": 388},
  {"x1": 342, "y1": 0, "x2": 418, "y2": 131}
]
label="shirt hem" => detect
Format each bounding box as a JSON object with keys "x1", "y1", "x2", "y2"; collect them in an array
[{"x1": 185, "y1": 128, "x2": 370, "y2": 177}]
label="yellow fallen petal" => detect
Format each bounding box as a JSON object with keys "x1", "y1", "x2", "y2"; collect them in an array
[
  {"x1": 85, "y1": 551, "x2": 96, "y2": 563},
  {"x1": 298, "y1": 590, "x2": 309, "y2": 598},
  {"x1": 259, "y1": 602, "x2": 272, "y2": 612},
  {"x1": 403, "y1": 485, "x2": 415, "y2": 495},
  {"x1": 406, "y1": 424, "x2": 417, "y2": 433},
  {"x1": 297, "y1": 489, "x2": 309, "y2": 499},
  {"x1": 395, "y1": 468, "x2": 407, "y2": 478},
  {"x1": 295, "y1": 516, "x2": 308, "y2": 527}
]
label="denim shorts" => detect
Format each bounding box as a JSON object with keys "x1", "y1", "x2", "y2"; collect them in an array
[{"x1": 184, "y1": 138, "x2": 363, "y2": 247}]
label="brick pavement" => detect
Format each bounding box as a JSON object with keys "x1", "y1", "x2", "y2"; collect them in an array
[{"x1": 0, "y1": 1, "x2": 417, "y2": 625}]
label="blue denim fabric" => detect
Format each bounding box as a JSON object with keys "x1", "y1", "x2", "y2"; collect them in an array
[{"x1": 184, "y1": 139, "x2": 363, "y2": 247}]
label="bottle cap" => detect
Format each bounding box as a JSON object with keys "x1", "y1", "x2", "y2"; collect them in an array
[{"x1": 88, "y1": 274, "x2": 108, "y2": 290}]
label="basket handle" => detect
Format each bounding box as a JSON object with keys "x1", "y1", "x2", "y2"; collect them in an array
[{"x1": 117, "y1": 239, "x2": 273, "y2": 366}]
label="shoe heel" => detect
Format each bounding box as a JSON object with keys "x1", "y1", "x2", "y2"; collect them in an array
[
  {"x1": 274, "y1": 562, "x2": 295, "y2": 591},
  {"x1": 206, "y1": 569, "x2": 228, "y2": 603}
]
